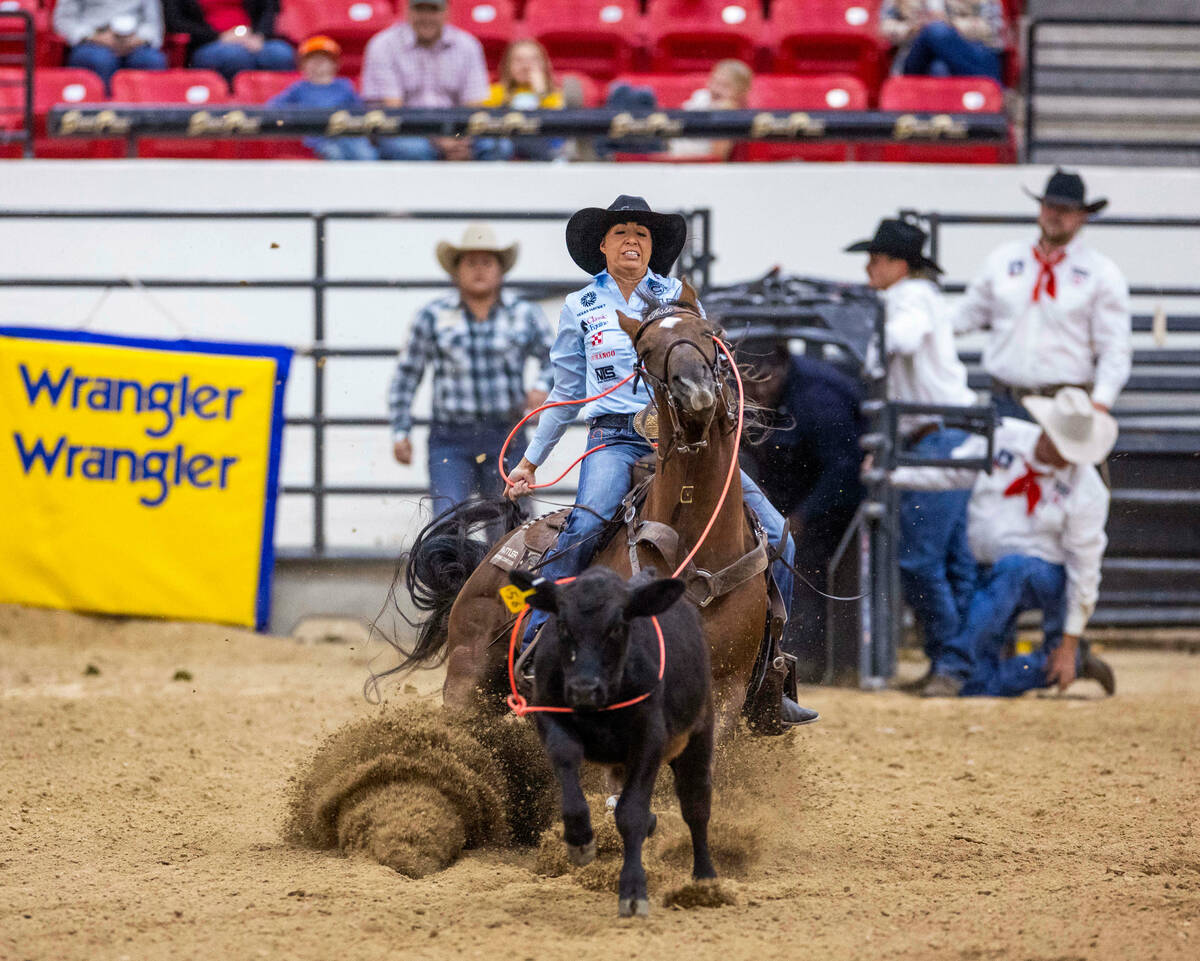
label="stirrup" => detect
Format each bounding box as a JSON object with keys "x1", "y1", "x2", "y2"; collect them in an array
[{"x1": 513, "y1": 625, "x2": 543, "y2": 698}]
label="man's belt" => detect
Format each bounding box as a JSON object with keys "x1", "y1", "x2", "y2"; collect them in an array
[
  {"x1": 990, "y1": 379, "x2": 1091, "y2": 402},
  {"x1": 587, "y1": 412, "x2": 638, "y2": 430}
]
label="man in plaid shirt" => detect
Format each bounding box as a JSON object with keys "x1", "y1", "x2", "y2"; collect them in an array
[{"x1": 389, "y1": 224, "x2": 554, "y2": 511}]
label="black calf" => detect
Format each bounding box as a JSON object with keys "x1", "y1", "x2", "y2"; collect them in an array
[{"x1": 510, "y1": 566, "x2": 717, "y2": 918}]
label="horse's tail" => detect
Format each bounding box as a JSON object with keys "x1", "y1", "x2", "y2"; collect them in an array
[{"x1": 367, "y1": 498, "x2": 520, "y2": 697}]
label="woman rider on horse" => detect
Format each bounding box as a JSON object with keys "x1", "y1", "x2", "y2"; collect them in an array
[{"x1": 505, "y1": 195, "x2": 818, "y2": 726}]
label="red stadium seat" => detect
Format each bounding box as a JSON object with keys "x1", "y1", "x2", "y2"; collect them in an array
[
  {"x1": 447, "y1": 0, "x2": 517, "y2": 73},
  {"x1": 607, "y1": 72, "x2": 711, "y2": 109},
  {"x1": 767, "y1": 1, "x2": 887, "y2": 99},
  {"x1": 741, "y1": 73, "x2": 867, "y2": 161},
  {"x1": 0, "y1": 66, "x2": 123, "y2": 157},
  {"x1": 110, "y1": 68, "x2": 234, "y2": 158},
  {"x1": 523, "y1": 0, "x2": 642, "y2": 82},
  {"x1": 646, "y1": 1, "x2": 764, "y2": 74},
  {"x1": 876, "y1": 75, "x2": 1013, "y2": 163},
  {"x1": 230, "y1": 70, "x2": 311, "y2": 159},
  {"x1": 0, "y1": 0, "x2": 62, "y2": 68},
  {"x1": 301, "y1": 0, "x2": 396, "y2": 77}
]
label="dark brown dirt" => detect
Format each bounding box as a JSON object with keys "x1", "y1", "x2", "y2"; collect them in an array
[{"x1": 2, "y1": 603, "x2": 1198, "y2": 960}]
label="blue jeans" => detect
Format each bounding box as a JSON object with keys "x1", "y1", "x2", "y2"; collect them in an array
[
  {"x1": 67, "y1": 43, "x2": 167, "y2": 93},
  {"x1": 898, "y1": 428, "x2": 976, "y2": 662},
  {"x1": 935, "y1": 554, "x2": 1075, "y2": 697},
  {"x1": 992, "y1": 390, "x2": 1035, "y2": 423},
  {"x1": 526, "y1": 418, "x2": 795, "y2": 642},
  {"x1": 902, "y1": 22, "x2": 1002, "y2": 82},
  {"x1": 191, "y1": 38, "x2": 295, "y2": 83},
  {"x1": 427, "y1": 422, "x2": 521, "y2": 514},
  {"x1": 311, "y1": 137, "x2": 377, "y2": 160},
  {"x1": 376, "y1": 136, "x2": 513, "y2": 161}
]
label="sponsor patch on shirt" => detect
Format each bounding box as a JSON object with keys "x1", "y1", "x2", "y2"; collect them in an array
[
  {"x1": 1007, "y1": 260, "x2": 1025, "y2": 277},
  {"x1": 995, "y1": 449, "x2": 1014, "y2": 469},
  {"x1": 646, "y1": 279, "x2": 666, "y2": 296},
  {"x1": 589, "y1": 349, "x2": 616, "y2": 361},
  {"x1": 596, "y1": 365, "x2": 617, "y2": 382},
  {"x1": 581, "y1": 291, "x2": 598, "y2": 307},
  {"x1": 587, "y1": 331, "x2": 605, "y2": 347},
  {"x1": 1071, "y1": 266, "x2": 1089, "y2": 284}
]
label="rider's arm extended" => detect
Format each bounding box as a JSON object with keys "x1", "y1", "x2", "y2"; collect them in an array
[{"x1": 523, "y1": 302, "x2": 586, "y2": 466}]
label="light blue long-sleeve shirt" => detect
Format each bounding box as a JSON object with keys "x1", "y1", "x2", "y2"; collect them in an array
[{"x1": 524, "y1": 269, "x2": 687, "y2": 466}]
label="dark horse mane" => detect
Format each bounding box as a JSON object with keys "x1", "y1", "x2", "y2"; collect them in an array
[{"x1": 365, "y1": 497, "x2": 521, "y2": 702}]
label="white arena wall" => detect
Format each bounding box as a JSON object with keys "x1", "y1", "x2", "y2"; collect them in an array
[{"x1": 2, "y1": 160, "x2": 1198, "y2": 578}]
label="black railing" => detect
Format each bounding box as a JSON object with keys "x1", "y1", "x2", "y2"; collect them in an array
[
  {"x1": 1025, "y1": 17, "x2": 1200, "y2": 163},
  {"x1": 0, "y1": 207, "x2": 712, "y2": 556},
  {"x1": 0, "y1": 8, "x2": 35, "y2": 158}
]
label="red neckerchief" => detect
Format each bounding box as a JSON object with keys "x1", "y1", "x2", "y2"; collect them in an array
[
  {"x1": 1004, "y1": 464, "x2": 1047, "y2": 515},
  {"x1": 1031, "y1": 245, "x2": 1067, "y2": 302}
]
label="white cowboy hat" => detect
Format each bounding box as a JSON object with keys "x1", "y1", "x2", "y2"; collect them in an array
[
  {"x1": 1023, "y1": 387, "x2": 1118, "y2": 465},
  {"x1": 436, "y1": 223, "x2": 519, "y2": 276}
]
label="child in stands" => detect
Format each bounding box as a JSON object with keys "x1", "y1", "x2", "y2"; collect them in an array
[{"x1": 268, "y1": 36, "x2": 377, "y2": 161}]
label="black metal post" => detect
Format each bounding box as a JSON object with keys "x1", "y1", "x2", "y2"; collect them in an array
[{"x1": 312, "y1": 214, "x2": 327, "y2": 556}]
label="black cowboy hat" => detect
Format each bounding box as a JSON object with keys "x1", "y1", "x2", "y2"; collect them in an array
[
  {"x1": 844, "y1": 218, "x2": 943, "y2": 274},
  {"x1": 565, "y1": 195, "x2": 688, "y2": 276},
  {"x1": 1023, "y1": 167, "x2": 1108, "y2": 213}
]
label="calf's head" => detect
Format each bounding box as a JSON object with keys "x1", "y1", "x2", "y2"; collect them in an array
[{"x1": 510, "y1": 568, "x2": 685, "y2": 711}]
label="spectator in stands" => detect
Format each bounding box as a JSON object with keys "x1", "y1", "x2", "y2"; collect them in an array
[
  {"x1": 890, "y1": 387, "x2": 1117, "y2": 699},
  {"x1": 388, "y1": 224, "x2": 554, "y2": 512},
  {"x1": 953, "y1": 169, "x2": 1132, "y2": 421},
  {"x1": 268, "y1": 36, "x2": 377, "y2": 161},
  {"x1": 163, "y1": 0, "x2": 295, "y2": 84},
  {"x1": 845, "y1": 217, "x2": 978, "y2": 675},
  {"x1": 881, "y1": 1, "x2": 1006, "y2": 83},
  {"x1": 669, "y1": 58, "x2": 753, "y2": 161},
  {"x1": 361, "y1": 0, "x2": 499, "y2": 161},
  {"x1": 737, "y1": 339, "x2": 865, "y2": 681},
  {"x1": 482, "y1": 38, "x2": 564, "y2": 161},
  {"x1": 54, "y1": 0, "x2": 168, "y2": 93}
]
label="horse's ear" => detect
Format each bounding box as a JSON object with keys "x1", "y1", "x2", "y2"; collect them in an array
[
  {"x1": 510, "y1": 569, "x2": 558, "y2": 613},
  {"x1": 616, "y1": 310, "x2": 640, "y2": 342},
  {"x1": 678, "y1": 277, "x2": 699, "y2": 310},
  {"x1": 624, "y1": 577, "x2": 686, "y2": 619}
]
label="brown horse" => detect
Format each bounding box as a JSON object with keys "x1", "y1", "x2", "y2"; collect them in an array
[{"x1": 383, "y1": 284, "x2": 778, "y2": 740}]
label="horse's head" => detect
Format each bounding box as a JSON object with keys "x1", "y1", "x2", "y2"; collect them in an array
[
  {"x1": 616, "y1": 280, "x2": 730, "y2": 449},
  {"x1": 512, "y1": 567, "x2": 684, "y2": 711}
]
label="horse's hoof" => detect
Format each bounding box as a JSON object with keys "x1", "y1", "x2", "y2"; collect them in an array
[
  {"x1": 566, "y1": 839, "x2": 596, "y2": 866},
  {"x1": 618, "y1": 898, "x2": 650, "y2": 918},
  {"x1": 646, "y1": 813, "x2": 658, "y2": 838}
]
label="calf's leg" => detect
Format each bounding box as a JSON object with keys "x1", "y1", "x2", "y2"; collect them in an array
[
  {"x1": 614, "y1": 748, "x2": 662, "y2": 917},
  {"x1": 541, "y1": 721, "x2": 595, "y2": 865},
  {"x1": 670, "y1": 720, "x2": 717, "y2": 881}
]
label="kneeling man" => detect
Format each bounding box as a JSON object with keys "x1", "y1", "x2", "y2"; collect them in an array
[{"x1": 890, "y1": 387, "x2": 1117, "y2": 698}]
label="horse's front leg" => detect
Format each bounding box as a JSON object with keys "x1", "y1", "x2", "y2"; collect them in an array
[
  {"x1": 538, "y1": 719, "x2": 595, "y2": 866},
  {"x1": 613, "y1": 736, "x2": 665, "y2": 918},
  {"x1": 709, "y1": 675, "x2": 748, "y2": 742}
]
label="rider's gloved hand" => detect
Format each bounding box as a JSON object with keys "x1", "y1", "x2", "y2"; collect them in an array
[{"x1": 506, "y1": 457, "x2": 538, "y2": 500}]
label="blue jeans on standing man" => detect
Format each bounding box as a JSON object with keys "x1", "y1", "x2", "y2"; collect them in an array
[
  {"x1": 427, "y1": 421, "x2": 521, "y2": 514},
  {"x1": 934, "y1": 554, "x2": 1078, "y2": 697},
  {"x1": 902, "y1": 21, "x2": 1002, "y2": 82},
  {"x1": 899, "y1": 427, "x2": 977, "y2": 662},
  {"x1": 67, "y1": 43, "x2": 167, "y2": 93},
  {"x1": 525, "y1": 415, "x2": 796, "y2": 644},
  {"x1": 191, "y1": 38, "x2": 295, "y2": 84}
]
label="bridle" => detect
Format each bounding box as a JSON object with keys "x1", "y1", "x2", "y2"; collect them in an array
[{"x1": 631, "y1": 303, "x2": 738, "y2": 456}]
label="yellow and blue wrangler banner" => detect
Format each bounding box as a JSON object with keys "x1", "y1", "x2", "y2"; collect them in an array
[{"x1": 0, "y1": 327, "x2": 292, "y2": 629}]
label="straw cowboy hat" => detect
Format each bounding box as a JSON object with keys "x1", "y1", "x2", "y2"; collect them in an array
[
  {"x1": 565, "y1": 195, "x2": 688, "y2": 276},
  {"x1": 844, "y1": 218, "x2": 943, "y2": 273},
  {"x1": 1023, "y1": 168, "x2": 1108, "y2": 214},
  {"x1": 1023, "y1": 387, "x2": 1118, "y2": 465},
  {"x1": 436, "y1": 224, "x2": 519, "y2": 276}
]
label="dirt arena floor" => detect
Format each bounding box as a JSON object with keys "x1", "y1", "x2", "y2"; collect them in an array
[{"x1": 2, "y1": 603, "x2": 1198, "y2": 961}]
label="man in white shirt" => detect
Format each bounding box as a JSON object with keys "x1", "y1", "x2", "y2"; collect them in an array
[
  {"x1": 891, "y1": 387, "x2": 1117, "y2": 698},
  {"x1": 847, "y1": 218, "x2": 979, "y2": 669},
  {"x1": 953, "y1": 169, "x2": 1132, "y2": 420}
]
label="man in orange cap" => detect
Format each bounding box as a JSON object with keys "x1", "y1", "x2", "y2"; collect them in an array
[{"x1": 268, "y1": 35, "x2": 377, "y2": 160}]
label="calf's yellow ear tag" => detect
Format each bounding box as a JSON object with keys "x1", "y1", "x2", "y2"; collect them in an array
[{"x1": 499, "y1": 585, "x2": 535, "y2": 613}]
